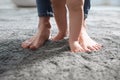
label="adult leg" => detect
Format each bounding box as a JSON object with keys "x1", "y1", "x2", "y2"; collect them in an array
[
  {"x1": 21, "y1": 0, "x2": 53, "y2": 50},
  {"x1": 79, "y1": 0, "x2": 102, "y2": 52}
]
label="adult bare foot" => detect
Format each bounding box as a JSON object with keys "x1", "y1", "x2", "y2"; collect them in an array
[
  {"x1": 29, "y1": 27, "x2": 50, "y2": 50},
  {"x1": 21, "y1": 26, "x2": 50, "y2": 50},
  {"x1": 21, "y1": 17, "x2": 51, "y2": 50},
  {"x1": 78, "y1": 27, "x2": 102, "y2": 52},
  {"x1": 21, "y1": 36, "x2": 36, "y2": 49}
]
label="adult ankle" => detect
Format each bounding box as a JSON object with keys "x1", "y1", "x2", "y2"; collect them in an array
[{"x1": 39, "y1": 17, "x2": 51, "y2": 28}]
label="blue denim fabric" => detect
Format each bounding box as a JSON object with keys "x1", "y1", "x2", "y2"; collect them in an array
[
  {"x1": 36, "y1": 0, "x2": 91, "y2": 18},
  {"x1": 84, "y1": 0, "x2": 91, "y2": 19},
  {"x1": 36, "y1": 0, "x2": 53, "y2": 17}
]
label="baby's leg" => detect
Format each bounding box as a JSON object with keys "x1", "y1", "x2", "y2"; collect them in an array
[
  {"x1": 66, "y1": 0, "x2": 85, "y2": 52},
  {"x1": 51, "y1": 0, "x2": 67, "y2": 41}
]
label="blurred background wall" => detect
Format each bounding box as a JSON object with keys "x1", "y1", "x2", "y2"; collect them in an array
[{"x1": 91, "y1": 0, "x2": 120, "y2": 6}]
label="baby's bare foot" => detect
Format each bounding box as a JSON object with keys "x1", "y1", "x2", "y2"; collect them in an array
[
  {"x1": 69, "y1": 40, "x2": 85, "y2": 53},
  {"x1": 79, "y1": 29, "x2": 102, "y2": 52},
  {"x1": 51, "y1": 32, "x2": 66, "y2": 41}
]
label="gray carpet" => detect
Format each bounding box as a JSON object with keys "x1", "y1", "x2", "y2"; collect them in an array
[{"x1": 0, "y1": 1, "x2": 120, "y2": 80}]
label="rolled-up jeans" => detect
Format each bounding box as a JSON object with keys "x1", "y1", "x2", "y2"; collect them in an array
[{"x1": 36, "y1": 0, "x2": 91, "y2": 19}]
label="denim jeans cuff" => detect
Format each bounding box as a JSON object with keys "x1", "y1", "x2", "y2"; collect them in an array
[
  {"x1": 84, "y1": 14, "x2": 88, "y2": 20},
  {"x1": 38, "y1": 11, "x2": 53, "y2": 17}
]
